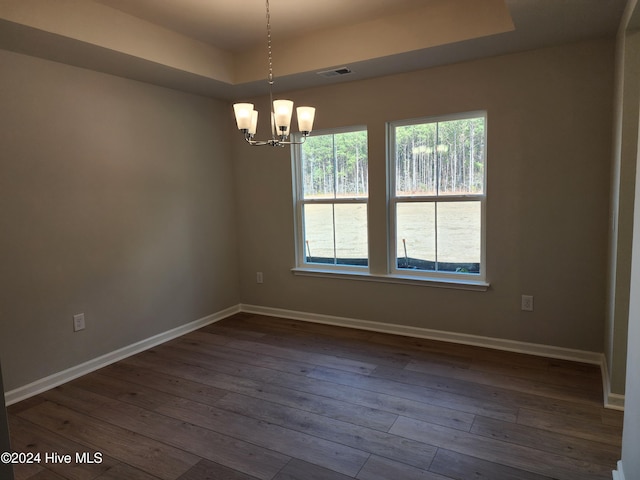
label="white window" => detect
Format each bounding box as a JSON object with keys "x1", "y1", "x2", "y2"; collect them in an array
[
  {"x1": 389, "y1": 112, "x2": 486, "y2": 281},
  {"x1": 292, "y1": 127, "x2": 368, "y2": 269}
]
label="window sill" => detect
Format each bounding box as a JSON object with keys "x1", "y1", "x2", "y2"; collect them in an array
[{"x1": 291, "y1": 267, "x2": 489, "y2": 291}]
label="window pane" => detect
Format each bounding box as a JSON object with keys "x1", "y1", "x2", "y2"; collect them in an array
[
  {"x1": 394, "y1": 116, "x2": 485, "y2": 197},
  {"x1": 396, "y1": 201, "x2": 481, "y2": 274},
  {"x1": 301, "y1": 131, "x2": 368, "y2": 199},
  {"x1": 334, "y1": 204, "x2": 368, "y2": 266},
  {"x1": 437, "y1": 118, "x2": 485, "y2": 195},
  {"x1": 303, "y1": 203, "x2": 368, "y2": 267},
  {"x1": 303, "y1": 204, "x2": 334, "y2": 264},
  {"x1": 335, "y1": 130, "x2": 368, "y2": 198},
  {"x1": 436, "y1": 201, "x2": 481, "y2": 273},
  {"x1": 396, "y1": 202, "x2": 436, "y2": 270},
  {"x1": 395, "y1": 124, "x2": 437, "y2": 196},
  {"x1": 302, "y1": 135, "x2": 335, "y2": 199}
]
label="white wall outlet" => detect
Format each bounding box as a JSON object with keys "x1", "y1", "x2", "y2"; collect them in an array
[
  {"x1": 73, "y1": 313, "x2": 86, "y2": 332},
  {"x1": 256, "y1": 272, "x2": 263, "y2": 284},
  {"x1": 521, "y1": 295, "x2": 534, "y2": 312}
]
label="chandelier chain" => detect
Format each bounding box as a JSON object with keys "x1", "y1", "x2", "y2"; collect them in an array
[{"x1": 266, "y1": 0, "x2": 273, "y2": 85}]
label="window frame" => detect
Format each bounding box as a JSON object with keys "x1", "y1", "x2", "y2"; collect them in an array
[
  {"x1": 291, "y1": 125, "x2": 369, "y2": 272},
  {"x1": 388, "y1": 111, "x2": 487, "y2": 283}
]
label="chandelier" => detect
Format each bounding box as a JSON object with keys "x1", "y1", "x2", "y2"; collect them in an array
[{"x1": 233, "y1": 0, "x2": 316, "y2": 147}]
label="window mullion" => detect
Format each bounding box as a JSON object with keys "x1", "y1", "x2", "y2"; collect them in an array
[
  {"x1": 332, "y1": 133, "x2": 338, "y2": 265},
  {"x1": 434, "y1": 201, "x2": 439, "y2": 272}
]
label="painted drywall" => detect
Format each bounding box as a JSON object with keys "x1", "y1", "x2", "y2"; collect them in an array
[
  {"x1": 234, "y1": 38, "x2": 614, "y2": 353},
  {"x1": 621, "y1": 137, "x2": 640, "y2": 480},
  {"x1": 607, "y1": 2, "x2": 640, "y2": 400},
  {"x1": 0, "y1": 49, "x2": 239, "y2": 391},
  {"x1": 616, "y1": 2, "x2": 640, "y2": 477}
]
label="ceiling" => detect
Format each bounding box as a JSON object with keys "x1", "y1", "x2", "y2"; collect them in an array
[
  {"x1": 95, "y1": 0, "x2": 431, "y2": 53},
  {"x1": 0, "y1": 0, "x2": 629, "y2": 100}
]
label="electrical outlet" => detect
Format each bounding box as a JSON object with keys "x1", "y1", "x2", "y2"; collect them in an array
[
  {"x1": 521, "y1": 295, "x2": 534, "y2": 312},
  {"x1": 256, "y1": 272, "x2": 263, "y2": 284},
  {"x1": 73, "y1": 313, "x2": 86, "y2": 332}
]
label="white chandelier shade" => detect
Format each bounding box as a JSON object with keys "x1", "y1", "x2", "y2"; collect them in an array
[
  {"x1": 233, "y1": 100, "x2": 316, "y2": 145},
  {"x1": 232, "y1": 0, "x2": 316, "y2": 147}
]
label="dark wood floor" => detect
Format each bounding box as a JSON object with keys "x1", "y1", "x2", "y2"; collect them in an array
[{"x1": 7, "y1": 312, "x2": 623, "y2": 480}]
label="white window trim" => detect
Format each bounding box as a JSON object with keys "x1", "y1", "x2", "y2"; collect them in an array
[
  {"x1": 289, "y1": 114, "x2": 489, "y2": 291},
  {"x1": 291, "y1": 267, "x2": 489, "y2": 291},
  {"x1": 387, "y1": 111, "x2": 488, "y2": 283},
  {"x1": 291, "y1": 125, "x2": 369, "y2": 272}
]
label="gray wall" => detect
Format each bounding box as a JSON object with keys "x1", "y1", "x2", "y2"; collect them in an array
[
  {"x1": 0, "y1": 49, "x2": 239, "y2": 391},
  {"x1": 0, "y1": 37, "x2": 618, "y2": 397},
  {"x1": 234, "y1": 39, "x2": 614, "y2": 353}
]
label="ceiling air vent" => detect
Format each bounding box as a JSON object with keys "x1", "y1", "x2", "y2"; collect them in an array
[{"x1": 317, "y1": 67, "x2": 353, "y2": 78}]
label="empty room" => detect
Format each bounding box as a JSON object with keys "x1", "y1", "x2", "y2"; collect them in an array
[{"x1": 1, "y1": 1, "x2": 640, "y2": 479}]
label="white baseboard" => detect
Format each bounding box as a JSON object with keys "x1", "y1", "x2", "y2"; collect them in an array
[
  {"x1": 600, "y1": 356, "x2": 626, "y2": 411},
  {"x1": 5, "y1": 302, "x2": 623, "y2": 412},
  {"x1": 612, "y1": 461, "x2": 625, "y2": 480},
  {"x1": 4, "y1": 305, "x2": 240, "y2": 406},
  {"x1": 606, "y1": 393, "x2": 626, "y2": 411}
]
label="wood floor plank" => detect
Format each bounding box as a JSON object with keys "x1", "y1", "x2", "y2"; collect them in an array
[
  {"x1": 308, "y1": 366, "x2": 516, "y2": 423},
  {"x1": 601, "y1": 408, "x2": 625, "y2": 427},
  {"x1": 152, "y1": 343, "x2": 309, "y2": 381},
  {"x1": 119, "y1": 350, "x2": 400, "y2": 432},
  {"x1": 25, "y1": 470, "x2": 66, "y2": 479},
  {"x1": 16, "y1": 401, "x2": 199, "y2": 480},
  {"x1": 70, "y1": 373, "x2": 176, "y2": 411},
  {"x1": 224, "y1": 338, "x2": 378, "y2": 375},
  {"x1": 177, "y1": 459, "x2": 261, "y2": 480},
  {"x1": 429, "y1": 448, "x2": 555, "y2": 480},
  {"x1": 239, "y1": 329, "x2": 414, "y2": 370},
  {"x1": 120, "y1": 352, "x2": 264, "y2": 396},
  {"x1": 469, "y1": 357, "x2": 600, "y2": 391},
  {"x1": 7, "y1": 397, "x2": 47, "y2": 416},
  {"x1": 95, "y1": 462, "x2": 162, "y2": 480},
  {"x1": 8, "y1": 414, "x2": 116, "y2": 480},
  {"x1": 132, "y1": 344, "x2": 476, "y2": 431},
  {"x1": 517, "y1": 408, "x2": 623, "y2": 446},
  {"x1": 10, "y1": 457, "x2": 44, "y2": 480},
  {"x1": 356, "y1": 455, "x2": 450, "y2": 480},
  {"x1": 470, "y1": 415, "x2": 620, "y2": 466},
  {"x1": 272, "y1": 459, "x2": 354, "y2": 480},
  {"x1": 371, "y1": 364, "x2": 608, "y2": 423},
  {"x1": 45, "y1": 384, "x2": 290, "y2": 480},
  {"x1": 214, "y1": 392, "x2": 437, "y2": 470},
  {"x1": 389, "y1": 416, "x2": 612, "y2": 480},
  {"x1": 169, "y1": 339, "x2": 318, "y2": 377},
  {"x1": 99, "y1": 362, "x2": 228, "y2": 406},
  {"x1": 155, "y1": 397, "x2": 369, "y2": 477},
  {"x1": 406, "y1": 358, "x2": 602, "y2": 405}
]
